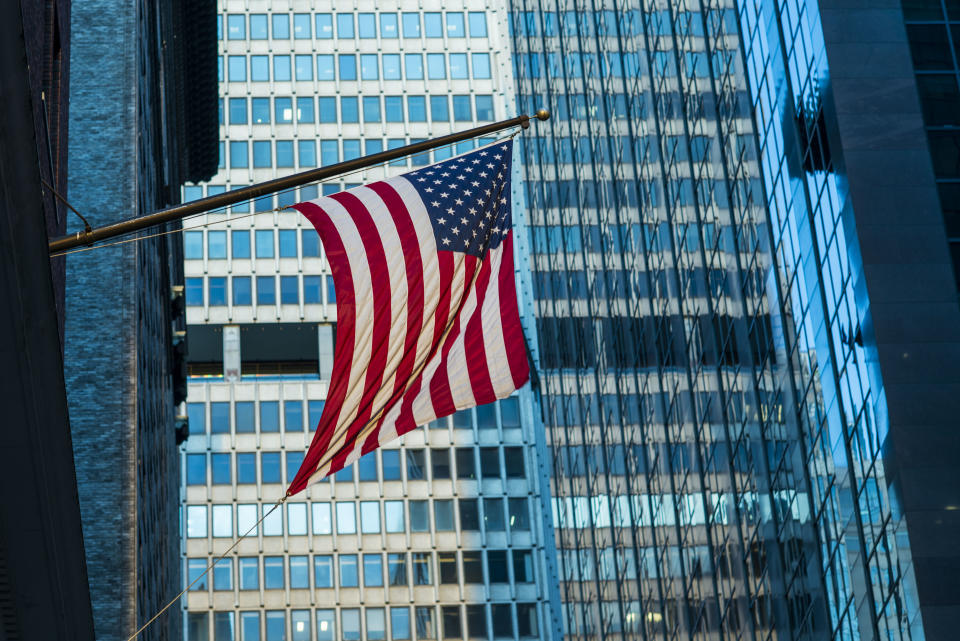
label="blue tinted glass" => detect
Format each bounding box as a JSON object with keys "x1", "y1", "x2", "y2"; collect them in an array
[
  {"x1": 250, "y1": 55, "x2": 268, "y2": 81},
  {"x1": 297, "y1": 97, "x2": 314, "y2": 123},
  {"x1": 383, "y1": 54, "x2": 401, "y2": 80},
  {"x1": 402, "y1": 13, "x2": 420, "y2": 37},
  {"x1": 360, "y1": 54, "x2": 378, "y2": 80},
  {"x1": 286, "y1": 452, "x2": 304, "y2": 483},
  {"x1": 255, "y1": 230, "x2": 274, "y2": 258},
  {"x1": 343, "y1": 139, "x2": 361, "y2": 161},
  {"x1": 326, "y1": 275, "x2": 336, "y2": 303},
  {"x1": 365, "y1": 139, "x2": 383, "y2": 156},
  {"x1": 184, "y1": 231, "x2": 203, "y2": 259},
  {"x1": 341, "y1": 97, "x2": 359, "y2": 123},
  {"x1": 293, "y1": 13, "x2": 311, "y2": 38},
  {"x1": 304, "y1": 275, "x2": 322, "y2": 303},
  {"x1": 273, "y1": 55, "x2": 291, "y2": 81},
  {"x1": 187, "y1": 402, "x2": 206, "y2": 433},
  {"x1": 228, "y1": 55, "x2": 246, "y2": 81},
  {"x1": 229, "y1": 98, "x2": 247, "y2": 124},
  {"x1": 319, "y1": 97, "x2": 337, "y2": 123},
  {"x1": 254, "y1": 193, "x2": 273, "y2": 212},
  {"x1": 186, "y1": 454, "x2": 206, "y2": 485},
  {"x1": 208, "y1": 277, "x2": 227, "y2": 305},
  {"x1": 424, "y1": 13, "x2": 442, "y2": 37},
  {"x1": 468, "y1": 12, "x2": 487, "y2": 37},
  {"x1": 237, "y1": 403, "x2": 255, "y2": 433},
  {"x1": 232, "y1": 230, "x2": 250, "y2": 258},
  {"x1": 210, "y1": 402, "x2": 230, "y2": 433},
  {"x1": 337, "y1": 14, "x2": 354, "y2": 38},
  {"x1": 446, "y1": 12, "x2": 465, "y2": 37},
  {"x1": 284, "y1": 400, "x2": 303, "y2": 431},
  {"x1": 453, "y1": 95, "x2": 471, "y2": 121},
  {"x1": 358, "y1": 13, "x2": 375, "y2": 38},
  {"x1": 261, "y1": 453, "x2": 281, "y2": 483},
  {"x1": 230, "y1": 141, "x2": 248, "y2": 168},
  {"x1": 315, "y1": 13, "x2": 333, "y2": 38},
  {"x1": 449, "y1": 53, "x2": 468, "y2": 79},
  {"x1": 233, "y1": 276, "x2": 251, "y2": 305},
  {"x1": 295, "y1": 54, "x2": 313, "y2": 80},
  {"x1": 300, "y1": 185, "x2": 318, "y2": 201},
  {"x1": 427, "y1": 54, "x2": 445, "y2": 79},
  {"x1": 404, "y1": 54, "x2": 423, "y2": 80},
  {"x1": 212, "y1": 454, "x2": 231, "y2": 484},
  {"x1": 299, "y1": 140, "x2": 316, "y2": 167},
  {"x1": 302, "y1": 230, "x2": 320, "y2": 257},
  {"x1": 272, "y1": 14, "x2": 289, "y2": 38},
  {"x1": 475, "y1": 95, "x2": 494, "y2": 121},
  {"x1": 277, "y1": 189, "x2": 296, "y2": 208},
  {"x1": 408, "y1": 96, "x2": 427, "y2": 122},
  {"x1": 471, "y1": 53, "x2": 491, "y2": 78},
  {"x1": 388, "y1": 139, "x2": 405, "y2": 167},
  {"x1": 276, "y1": 140, "x2": 294, "y2": 167},
  {"x1": 338, "y1": 55, "x2": 357, "y2": 80},
  {"x1": 208, "y1": 231, "x2": 227, "y2": 258},
  {"x1": 252, "y1": 98, "x2": 270, "y2": 124},
  {"x1": 260, "y1": 401, "x2": 279, "y2": 432},
  {"x1": 237, "y1": 453, "x2": 256, "y2": 483},
  {"x1": 184, "y1": 185, "x2": 203, "y2": 201},
  {"x1": 385, "y1": 96, "x2": 403, "y2": 122},
  {"x1": 279, "y1": 230, "x2": 297, "y2": 258},
  {"x1": 253, "y1": 141, "x2": 271, "y2": 168},
  {"x1": 308, "y1": 400, "x2": 325, "y2": 430},
  {"x1": 380, "y1": 13, "x2": 398, "y2": 38},
  {"x1": 280, "y1": 276, "x2": 299, "y2": 304},
  {"x1": 317, "y1": 54, "x2": 334, "y2": 80},
  {"x1": 257, "y1": 277, "x2": 275, "y2": 305},
  {"x1": 250, "y1": 14, "x2": 267, "y2": 39},
  {"x1": 363, "y1": 97, "x2": 381, "y2": 122},
  {"x1": 321, "y1": 141, "x2": 339, "y2": 165},
  {"x1": 430, "y1": 96, "x2": 449, "y2": 121}
]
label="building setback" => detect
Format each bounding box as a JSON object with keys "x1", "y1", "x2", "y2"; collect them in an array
[{"x1": 64, "y1": 1, "x2": 218, "y2": 639}]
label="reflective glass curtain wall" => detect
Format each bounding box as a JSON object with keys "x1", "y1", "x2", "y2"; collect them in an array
[{"x1": 509, "y1": 0, "x2": 923, "y2": 639}]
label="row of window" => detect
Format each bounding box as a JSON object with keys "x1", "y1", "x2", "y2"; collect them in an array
[
  {"x1": 185, "y1": 228, "x2": 321, "y2": 260},
  {"x1": 187, "y1": 548, "x2": 534, "y2": 592},
  {"x1": 186, "y1": 446, "x2": 527, "y2": 486},
  {"x1": 508, "y1": 8, "x2": 737, "y2": 39},
  {"x1": 185, "y1": 398, "x2": 520, "y2": 435},
  {"x1": 186, "y1": 602, "x2": 538, "y2": 641},
  {"x1": 219, "y1": 11, "x2": 489, "y2": 42},
  {"x1": 184, "y1": 497, "x2": 532, "y2": 539},
  {"x1": 220, "y1": 52, "x2": 493, "y2": 83},
  {"x1": 184, "y1": 274, "x2": 334, "y2": 307},
  {"x1": 220, "y1": 95, "x2": 495, "y2": 127}
]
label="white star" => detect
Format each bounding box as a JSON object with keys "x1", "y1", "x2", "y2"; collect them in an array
[
  {"x1": 455, "y1": 199, "x2": 464, "y2": 205},
  {"x1": 464, "y1": 238, "x2": 469, "y2": 246},
  {"x1": 495, "y1": 154, "x2": 502, "y2": 160},
  {"x1": 487, "y1": 163, "x2": 495, "y2": 169},
  {"x1": 479, "y1": 172, "x2": 488, "y2": 178},
  {"x1": 442, "y1": 237, "x2": 451, "y2": 246},
  {"x1": 457, "y1": 175, "x2": 466, "y2": 180},
  {"x1": 427, "y1": 171, "x2": 435, "y2": 175},
  {"x1": 460, "y1": 217, "x2": 469, "y2": 225},
  {"x1": 447, "y1": 207, "x2": 455, "y2": 214},
  {"x1": 418, "y1": 178, "x2": 426, "y2": 182},
  {"x1": 432, "y1": 201, "x2": 440, "y2": 207},
  {"x1": 471, "y1": 181, "x2": 480, "y2": 187},
  {"x1": 464, "y1": 167, "x2": 473, "y2": 172},
  {"x1": 480, "y1": 151, "x2": 488, "y2": 156},
  {"x1": 472, "y1": 230, "x2": 477, "y2": 238},
  {"x1": 472, "y1": 159, "x2": 481, "y2": 164},
  {"x1": 425, "y1": 187, "x2": 433, "y2": 193},
  {"x1": 437, "y1": 217, "x2": 447, "y2": 225},
  {"x1": 440, "y1": 192, "x2": 448, "y2": 198},
  {"x1": 469, "y1": 207, "x2": 477, "y2": 215},
  {"x1": 434, "y1": 180, "x2": 442, "y2": 185},
  {"x1": 441, "y1": 172, "x2": 450, "y2": 177},
  {"x1": 452, "y1": 227, "x2": 460, "y2": 236},
  {"x1": 479, "y1": 220, "x2": 486, "y2": 228},
  {"x1": 500, "y1": 197, "x2": 507, "y2": 204},
  {"x1": 485, "y1": 189, "x2": 492, "y2": 196}
]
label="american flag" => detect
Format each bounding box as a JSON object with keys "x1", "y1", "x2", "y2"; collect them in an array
[{"x1": 287, "y1": 139, "x2": 529, "y2": 494}]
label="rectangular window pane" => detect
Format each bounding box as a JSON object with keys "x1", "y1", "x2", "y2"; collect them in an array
[
  {"x1": 361, "y1": 54, "x2": 379, "y2": 80},
  {"x1": 339, "y1": 555, "x2": 358, "y2": 587},
  {"x1": 186, "y1": 453, "x2": 206, "y2": 485},
  {"x1": 212, "y1": 505, "x2": 232, "y2": 537},
  {"x1": 363, "y1": 554, "x2": 383, "y2": 587},
  {"x1": 264, "y1": 556, "x2": 284, "y2": 589},
  {"x1": 292, "y1": 610, "x2": 310, "y2": 641},
  {"x1": 409, "y1": 500, "x2": 428, "y2": 532},
  {"x1": 402, "y1": 13, "x2": 420, "y2": 38},
  {"x1": 453, "y1": 95, "x2": 472, "y2": 121},
  {"x1": 317, "y1": 610, "x2": 335, "y2": 641},
  {"x1": 233, "y1": 277, "x2": 252, "y2": 306},
  {"x1": 259, "y1": 400, "x2": 279, "y2": 431},
  {"x1": 424, "y1": 13, "x2": 442, "y2": 37},
  {"x1": 252, "y1": 98, "x2": 270, "y2": 124},
  {"x1": 468, "y1": 12, "x2": 487, "y2": 37},
  {"x1": 250, "y1": 14, "x2": 267, "y2": 39},
  {"x1": 358, "y1": 13, "x2": 376, "y2": 38},
  {"x1": 317, "y1": 54, "x2": 334, "y2": 80},
  {"x1": 312, "y1": 502, "x2": 332, "y2": 534},
  {"x1": 412, "y1": 553, "x2": 432, "y2": 585},
  {"x1": 261, "y1": 452, "x2": 281, "y2": 483},
  {"x1": 314, "y1": 555, "x2": 333, "y2": 587},
  {"x1": 471, "y1": 53, "x2": 491, "y2": 79},
  {"x1": 427, "y1": 53, "x2": 446, "y2": 79},
  {"x1": 295, "y1": 54, "x2": 313, "y2": 80},
  {"x1": 360, "y1": 501, "x2": 381, "y2": 533},
  {"x1": 442, "y1": 606, "x2": 461, "y2": 639},
  {"x1": 273, "y1": 55, "x2": 291, "y2": 81},
  {"x1": 431, "y1": 448, "x2": 450, "y2": 479},
  {"x1": 237, "y1": 454, "x2": 256, "y2": 484},
  {"x1": 392, "y1": 607, "x2": 411, "y2": 640},
  {"x1": 210, "y1": 402, "x2": 230, "y2": 433},
  {"x1": 380, "y1": 13, "x2": 398, "y2": 38},
  {"x1": 250, "y1": 55, "x2": 268, "y2": 81},
  {"x1": 293, "y1": 13, "x2": 311, "y2": 38},
  {"x1": 239, "y1": 557, "x2": 259, "y2": 589},
  {"x1": 484, "y1": 498, "x2": 505, "y2": 531},
  {"x1": 367, "y1": 608, "x2": 386, "y2": 641},
  {"x1": 337, "y1": 502, "x2": 356, "y2": 533},
  {"x1": 337, "y1": 14, "x2": 354, "y2": 38},
  {"x1": 229, "y1": 98, "x2": 247, "y2": 124},
  {"x1": 211, "y1": 453, "x2": 231, "y2": 485},
  {"x1": 450, "y1": 53, "x2": 468, "y2": 79},
  {"x1": 273, "y1": 14, "x2": 289, "y2": 38},
  {"x1": 430, "y1": 96, "x2": 449, "y2": 122},
  {"x1": 341, "y1": 96, "x2": 359, "y2": 123},
  {"x1": 363, "y1": 96, "x2": 381, "y2": 122},
  {"x1": 446, "y1": 12, "x2": 465, "y2": 37},
  {"x1": 188, "y1": 558, "x2": 207, "y2": 591},
  {"x1": 434, "y1": 499, "x2": 454, "y2": 531},
  {"x1": 384, "y1": 501, "x2": 404, "y2": 533},
  {"x1": 338, "y1": 54, "x2": 357, "y2": 80}
]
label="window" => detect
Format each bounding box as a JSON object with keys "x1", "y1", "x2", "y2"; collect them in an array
[
  {"x1": 238, "y1": 505, "x2": 256, "y2": 534},
  {"x1": 211, "y1": 506, "x2": 232, "y2": 538},
  {"x1": 260, "y1": 400, "x2": 279, "y2": 431},
  {"x1": 453, "y1": 95, "x2": 472, "y2": 121},
  {"x1": 475, "y1": 95, "x2": 494, "y2": 121},
  {"x1": 187, "y1": 403, "x2": 205, "y2": 435},
  {"x1": 276, "y1": 140, "x2": 294, "y2": 167},
  {"x1": 392, "y1": 607, "x2": 411, "y2": 640},
  {"x1": 341, "y1": 96, "x2": 359, "y2": 123},
  {"x1": 304, "y1": 275, "x2": 322, "y2": 303},
  {"x1": 501, "y1": 397, "x2": 520, "y2": 427},
  {"x1": 381, "y1": 13, "x2": 398, "y2": 38},
  {"x1": 450, "y1": 53, "x2": 468, "y2": 79},
  {"x1": 360, "y1": 501, "x2": 381, "y2": 533},
  {"x1": 361, "y1": 54, "x2": 379, "y2": 80},
  {"x1": 272, "y1": 13, "x2": 289, "y2": 38},
  {"x1": 286, "y1": 451, "x2": 304, "y2": 484},
  {"x1": 416, "y1": 608, "x2": 435, "y2": 640},
  {"x1": 229, "y1": 141, "x2": 248, "y2": 168},
  {"x1": 237, "y1": 453, "x2": 256, "y2": 484},
  {"x1": 250, "y1": 55, "x2": 268, "y2": 81},
  {"x1": 509, "y1": 498, "x2": 529, "y2": 530},
  {"x1": 233, "y1": 276, "x2": 252, "y2": 305},
  {"x1": 252, "y1": 98, "x2": 270, "y2": 124},
  {"x1": 342, "y1": 610, "x2": 361, "y2": 641},
  {"x1": 211, "y1": 402, "x2": 230, "y2": 433},
  {"x1": 253, "y1": 140, "x2": 271, "y2": 168},
  {"x1": 359, "y1": 453, "x2": 378, "y2": 482},
  {"x1": 293, "y1": 13, "x2": 311, "y2": 38},
  {"x1": 318, "y1": 97, "x2": 337, "y2": 123},
  {"x1": 408, "y1": 96, "x2": 427, "y2": 122},
  {"x1": 409, "y1": 500, "x2": 429, "y2": 531},
  {"x1": 491, "y1": 605, "x2": 511, "y2": 637},
  {"x1": 484, "y1": 498, "x2": 505, "y2": 531},
  {"x1": 460, "y1": 499, "x2": 479, "y2": 530},
  {"x1": 321, "y1": 140, "x2": 339, "y2": 164},
  {"x1": 250, "y1": 14, "x2": 267, "y2": 39},
  {"x1": 431, "y1": 448, "x2": 450, "y2": 479},
  {"x1": 462, "y1": 552, "x2": 483, "y2": 583},
  {"x1": 295, "y1": 54, "x2": 313, "y2": 80},
  {"x1": 336, "y1": 502, "x2": 356, "y2": 533},
  {"x1": 184, "y1": 231, "x2": 203, "y2": 259},
  {"x1": 384, "y1": 96, "x2": 404, "y2": 123},
  {"x1": 442, "y1": 606, "x2": 461, "y2": 639},
  {"x1": 188, "y1": 558, "x2": 207, "y2": 590},
  {"x1": 402, "y1": 13, "x2": 420, "y2": 38},
  {"x1": 339, "y1": 554, "x2": 358, "y2": 587},
  {"x1": 264, "y1": 557, "x2": 284, "y2": 589},
  {"x1": 403, "y1": 54, "x2": 424, "y2": 81},
  {"x1": 517, "y1": 604, "x2": 537, "y2": 637},
  {"x1": 424, "y1": 12, "x2": 443, "y2": 37},
  {"x1": 317, "y1": 610, "x2": 335, "y2": 641},
  {"x1": 471, "y1": 53, "x2": 491, "y2": 79},
  {"x1": 430, "y1": 96, "x2": 449, "y2": 122},
  {"x1": 406, "y1": 449, "x2": 426, "y2": 480},
  {"x1": 266, "y1": 611, "x2": 285, "y2": 641},
  {"x1": 453, "y1": 410, "x2": 472, "y2": 430},
  {"x1": 261, "y1": 452, "x2": 281, "y2": 483},
  {"x1": 412, "y1": 552, "x2": 431, "y2": 585},
  {"x1": 446, "y1": 12, "x2": 465, "y2": 37},
  {"x1": 211, "y1": 453, "x2": 231, "y2": 484},
  {"x1": 228, "y1": 98, "x2": 247, "y2": 125},
  {"x1": 513, "y1": 550, "x2": 533, "y2": 583},
  {"x1": 468, "y1": 12, "x2": 487, "y2": 37},
  {"x1": 316, "y1": 13, "x2": 333, "y2": 38},
  {"x1": 382, "y1": 450, "x2": 401, "y2": 480},
  {"x1": 276, "y1": 98, "x2": 293, "y2": 124},
  {"x1": 302, "y1": 230, "x2": 320, "y2": 257},
  {"x1": 239, "y1": 557, "x2": 259, "y2": 590},
  {"x1": 292, "y1": 611, "x2": 310, "y2": 641},
  {"x1": 255, "y1": 230, "x2": 274, "y2": 258},
  {"x1": 339, "y1": 54, "x2": 357, "y2": 80},
  {"x1": 363, "y1": 554, "x2": 383, "y2": 586},
  {"x1": 363, "y1": 96, "x2": 381, "y2": 122},
  {"x1": 456, "y1": 448, "x2": 476, "y2": 479},
  {"x1": 289, "y1": 503, "x2": 307, "y2": 534},
  {"x1": 313, "y1": 502, "x2": 332, "y2": 534},
  {"x1": 439, "y1": 553, "x2": 458, "y2": 583},
  {"x1": 317, "y1": 54, "x2": 334, "y2": 80},
  {"x1": 434, "y1": 500, "x2": 454, "y2": 531},
  {"x1": 487, "y1": 550, "x2": 508, "y2": 582},
  {"x1": 263, "y1": 502, "x2": 282, "y2": 535},
  {"x1": 279, "y1": 276, "x2": 298, "y2": 304},
  {"x1": 228, "y1": 55, "x2": 246, "y2": 82},
  {"x1": 367, "y1": 608, "x2": 386, "y2": 641},
  {"x1": 336, "y1": 465, "x2": 353, "y2": 483},
  {"x1": 387, "y1": 553, "x2": 407, "y2": 586},
  {"x1": 384, "y1": 501, "x2": 404, "y2": 533},
  {"x1": 186, "y1": 454, "x2": 206, "y2": 485},
  {"x1": 337, "y1": 13, "x2": 354, "y2": 38},
  {"x1": 480, "y1": 448, "x2": 499, "y2": 477},
  {"x1": 383, "y1": 54, "x2": 401, "y2": 80},
  {"x1": 427, "y1": 53, "x2": 446, "y2": 79},
  {"x1": 466, "y1": 605, "x2": 486, "y2": 639},
  {"x1": 358, "y1": 13, "x2": 376, "y2": 37},
  {"x1": 315, "y1": 555, "x2": 333, "y2": 587},
  {"x1": 273, "y1": 55, "x2": 291, "y2": 81},
  {"x1": 505, "y1": 447, "x2": 525, "y2": 478}
]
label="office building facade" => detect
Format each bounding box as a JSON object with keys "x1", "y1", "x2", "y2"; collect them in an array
[
  {"x1": 181, "y1": 2, "x2": 557, "y2": 640},
  {"x1": 510, "y1": 0, "x2": 960, "y2": 639}
]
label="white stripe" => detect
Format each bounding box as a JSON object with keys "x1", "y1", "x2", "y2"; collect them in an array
[
  {"x1": 309, "y1": 195, "x2": 373, "y2": 476},
  {"x1": 443, "y1": 260, "x2": 481, "y2": 411},
  {"x1": 478, "y1": 244, "x2": 515, "y2": 398}
]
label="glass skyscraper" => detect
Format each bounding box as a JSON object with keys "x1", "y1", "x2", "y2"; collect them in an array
[{"x1": 180, "y1": 3, "x2": 555, "y2": 641}]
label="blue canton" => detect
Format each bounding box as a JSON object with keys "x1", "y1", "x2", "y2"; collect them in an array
[{"x1": 404, "y1": 140, "x2": 513, "y2": 258}]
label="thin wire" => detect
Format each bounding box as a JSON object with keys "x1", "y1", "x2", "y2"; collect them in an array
[
  {"x1": 52, "y1": 131, "x2": 522, "y2": 258},
  {"x1": 126, "y1": 495, "x2": 288, "y2": 641}
]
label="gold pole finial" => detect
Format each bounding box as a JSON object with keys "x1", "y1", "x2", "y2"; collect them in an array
[{"x1": 535, "y1": 109, "x2": 551, "y2": 121}]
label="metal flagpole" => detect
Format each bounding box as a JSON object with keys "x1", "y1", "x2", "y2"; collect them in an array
[{"x1": 48, "y1": 110, "x2": 550, "y2": 254}]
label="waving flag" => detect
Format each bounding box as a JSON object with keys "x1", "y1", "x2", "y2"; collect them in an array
[{"x1": 287, "y1": 140, "x2": 529, "y2": 495}]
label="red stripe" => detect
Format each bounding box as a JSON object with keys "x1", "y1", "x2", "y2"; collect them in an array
[
  {"x1": 326, "y1": 191, "x2": 392, "y2": 474},
  {"x1": 463, "y1": 255, "x2": 496, "y2": 405},
  {"x1": 360, "y1": 181, "x2": 425, "y2": 454},
  {"x1": 497, "y1": 234, "x2": 530, "y2": 389},
  {"x1": 287, "y1": 202, "x2": 356, "y2": 495},
  {"x1": 429, "y1": 254, "x2": 479, "y2": 417}
]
